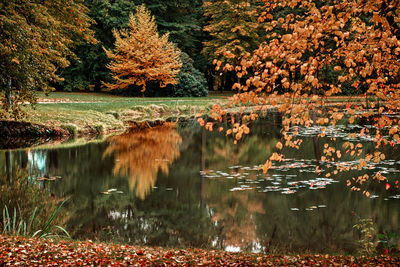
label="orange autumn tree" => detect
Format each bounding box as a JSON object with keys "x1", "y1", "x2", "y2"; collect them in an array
[
  {"x1": 207, "y1": 0, "x2": 400, "y2": 196},
  {"x1": 103, "y1": 4, "x2": 182, "y2": 93}
]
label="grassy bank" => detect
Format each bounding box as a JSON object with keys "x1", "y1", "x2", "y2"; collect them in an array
[
  {"x1": 21, "y1": 92, "x2": 229, "y2": 136},
  {"x1": 2, "y1": 92, "x2": 379, "y2": 139},
  {"x1": 0, "y1": 235, "x2": 398, "y2": 266}
]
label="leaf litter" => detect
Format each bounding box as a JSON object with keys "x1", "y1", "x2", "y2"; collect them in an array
[{"x1": 0, "y1": 235, "x2": 399, "y2": 266}]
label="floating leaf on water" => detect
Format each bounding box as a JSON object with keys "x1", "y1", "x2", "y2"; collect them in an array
[
  {"x1": 310, "y1": 186, "x2": 326, "y2": 190},
  {"x1": 281, "y1": 189, "x2": 296, "y2": 194},
  {"x1": 228, "y1": 165, "x2": 242, "y2": 169},
  {"x1": 101, "y1": 188, "x2": 122, "y2": 195},
  {"x1": 230, "y1": 187, "x2": 252, "y2": 192},
  {"x1": 204, "y1": 175, "x2": 219, "y2": 178}
]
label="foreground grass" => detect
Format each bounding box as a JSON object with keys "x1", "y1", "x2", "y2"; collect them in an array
[
  {"x1": 23, "y1": 92, "x2": 228, "y2": 136},
  {"x1": 0, "y1": 235, "x2": 398, "y2": 266}
]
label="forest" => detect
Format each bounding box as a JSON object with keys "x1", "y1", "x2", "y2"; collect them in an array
[{"x1": 1, "y1": 0, "x2": 400, "y2": 265}]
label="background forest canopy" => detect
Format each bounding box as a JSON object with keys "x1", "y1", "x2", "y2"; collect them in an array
[{"x1": 1, "y1": 0, "x2": 400, "y2": 117}]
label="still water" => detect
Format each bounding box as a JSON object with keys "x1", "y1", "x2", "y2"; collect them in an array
[{"x1": 1, "y1": 115, "x2": 399, "y2": 254}]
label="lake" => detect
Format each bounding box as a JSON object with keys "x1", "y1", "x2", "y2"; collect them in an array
[{"x1": 1, "y1": 114, "x2": 399, "y2": 254}]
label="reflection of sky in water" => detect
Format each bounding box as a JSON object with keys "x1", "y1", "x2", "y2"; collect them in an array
[{"x1": 27, "y1": 150, "x2": 47, "y2": 175}]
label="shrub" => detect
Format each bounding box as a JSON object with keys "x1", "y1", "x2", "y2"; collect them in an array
[{"x1": 145, "y1": 53, "x2": 208, "y2": 97}]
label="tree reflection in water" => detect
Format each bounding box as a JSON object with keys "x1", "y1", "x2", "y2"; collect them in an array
[{"x1": 104, "y1": 123, "x2": 182, "y2": 199}]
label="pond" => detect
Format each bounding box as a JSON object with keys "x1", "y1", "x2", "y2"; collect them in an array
[{"x1": 1, "y1": 114, "x2": 399, "y2": 254}]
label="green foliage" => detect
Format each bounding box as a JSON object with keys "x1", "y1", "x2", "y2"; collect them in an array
[
  {"x1": 172, "y1": 72, "x2": 207, "y2": 97},
  {"x1": 202, "y1": 0, "x2": 265, "y2": 65},
  {"x1": 2, "y1": 206, "x2": 30, "y2": 236},
  {"x1": 61, "y1": 124, "x2": 78, "y2": 137},
  {"x1": 142, "y1": 0, "x2": 207, "y2": 70},
  {"x1": 173, "y1": 53, "x2": 208, "y2": 97},
  {"x1": 145, "y1": 53, "x2": 208, "y2": 97},
  {"x1": 0, "y1": 0, "x2": 95, "y2": 117},
  {"x1": 2, "y1": 200, "x2": 70, "y2": 239},
  {"x1": 377, "y1": 232, "x2": 397, "y2": 253},
  {"x1": 353, "y1": 218, "x2": 376, "y2": 255},
  {"x1": 31, "y1": 198, "x2": 71, "y2": 239},
  {"x1": 0, "y1": 168, "x2": 70, "y2": 238}
]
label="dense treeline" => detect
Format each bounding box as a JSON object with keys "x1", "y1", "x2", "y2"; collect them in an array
[{"x1": 2, "y1": 0, "x2": 400, "y2": 117}]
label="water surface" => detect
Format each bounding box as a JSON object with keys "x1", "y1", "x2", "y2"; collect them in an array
[{"x1": 1, "y1": 116, "x2": 399, "y2": 253}]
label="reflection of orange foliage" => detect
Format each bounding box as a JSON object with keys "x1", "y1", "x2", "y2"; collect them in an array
[
  {"x1": 206, "y1": 187, "x2": 265, "y2": 249},
  {"x1": 104, "y1": 123, "x2": 182, "y2": 199},
  {"x1": 222, "y1": 194, "x2": 264, "y2": 248}
]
